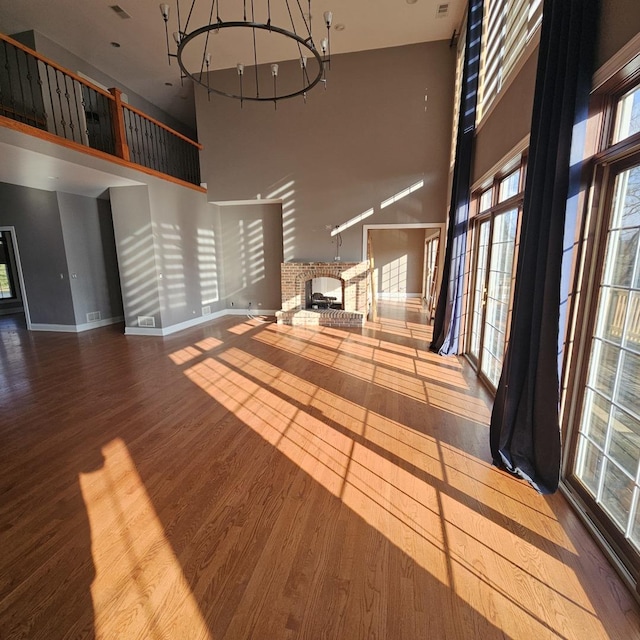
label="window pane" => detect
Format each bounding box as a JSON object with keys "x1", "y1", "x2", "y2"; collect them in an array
[
  {"x1": 575, "y1": 436, "x2": 604, "y2": 498},
  {"x1": 613, "y1": 86, "x2": 640, "y2": 144},
  {"x1": 624, "y1": 292, "x2": 640, "y2": 353},
  {"x1": 595, "y1": 287, "x2": 627, "y2": 345},
  {"x1": 611, "y1": 166, "x2": 640, "y2": 230},
  {"x1": 498, "y1": 170, "x2": 521, "y2": 202},
  {"x1": 588, "y1": 339, "x2": 620, "y2": 398},
  {"x1": 579, "y1": 389, "x2": 609, "y2": 448},
  {"x1": 601, "y1": 460, "x2": 634, "y2": 532},
  {"x1": 616, "y1": 350, "x2": 640, "y2": 413},
  {"x1": 479, "y1": 189, "x2": 493, "y2": 212},
  {"x1": 609, "y1": 407, "x2": 640, "y2": 478},
  {"x1": 602, "y1": 230, "x2": 638, "y2": 287}
]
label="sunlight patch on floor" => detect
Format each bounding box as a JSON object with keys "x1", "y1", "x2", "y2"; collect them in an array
[{"x1": 80, "y1": 438, "x2": 212, "y2": 640}]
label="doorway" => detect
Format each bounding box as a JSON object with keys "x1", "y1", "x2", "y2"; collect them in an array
[
  {"x1": 363, "y1": 223, "x2": 445, "y2": 322},
  {"x1": 467, "y1": 207, "x2": 519, "y2": 389},
  {"x1": 0, "y1": 227, "x2": 30, "y2": 329}
]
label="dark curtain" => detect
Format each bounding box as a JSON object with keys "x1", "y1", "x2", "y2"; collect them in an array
[
  {"x1": 490, "y1": 0, "x2": 599, "y2": 494},
  {"x1": 430, "y1": 0, "x2": 483, "y2": 355}
]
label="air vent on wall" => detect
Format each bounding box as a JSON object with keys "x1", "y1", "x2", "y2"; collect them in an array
[
  {"x1": 138, "y1": 315, "x2": 156, "y2": 328},
  {"x1": 202, "y1": 305, "x2": 212, "y2": 316},
  {"x1": 436, "y1": 3, "x2": 449, "y2": 18},
  {"x1": 86, "y1": 311, "x2": 102, "y2": 322},
  {"x1": 110, "y1": 5, "x2": 132, "y2": 19}
]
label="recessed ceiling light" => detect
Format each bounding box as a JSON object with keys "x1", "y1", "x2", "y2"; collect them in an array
[
  {"x1": 165, "y1": 82, "x2": 173, "y2": 86},
  {"x1": 334, "y1": 23, "x2": 346, "y2": 31},
  {"x1": 110, "y1": 41, "x2": 121, "y2": 48},
  {"x1": 406, "y1": 0, "x2": 418, "y2": 4}
]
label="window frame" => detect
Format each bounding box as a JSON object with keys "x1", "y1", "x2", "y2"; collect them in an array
[
  {"x1": 465, "y1": 155, "x2": 527, "y2": 392},
  {"x1": 561, "y1": 69, "x2": 640, "y2": 588}
]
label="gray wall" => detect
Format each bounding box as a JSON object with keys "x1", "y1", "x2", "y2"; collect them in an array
[
  {"x1": 110, "y1": 180, "x2": 224, "y2": 329},
  {"x1": 197, "y1": 41, "x2": 456, "y2": 263},
  {"x1": 0, "y1": 181, "x2": 75, "y2": 324},
  {"x1": 58, "y1": 192, "x2": 123, "y2": 325},
  {"x1": 369, "y1": 228, "x2": 425, "y2": 295},
  {"x1": 219, "y1": 202, "x2": 284, "y2": 311}
]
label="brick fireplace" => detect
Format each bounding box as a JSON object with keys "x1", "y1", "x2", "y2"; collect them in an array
[{"x1": 276, "y1": 261, "x2": 369, "y2": 327}]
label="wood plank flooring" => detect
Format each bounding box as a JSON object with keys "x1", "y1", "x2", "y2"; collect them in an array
[{"x1": 0, "y1": 301, "x2": 639, "y2": 639}]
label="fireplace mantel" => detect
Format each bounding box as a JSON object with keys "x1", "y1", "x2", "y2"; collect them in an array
[{"x1": 276, "y1": 261, "x2": 369, "y2": 327}]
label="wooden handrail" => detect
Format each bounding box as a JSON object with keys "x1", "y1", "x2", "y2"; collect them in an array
[
  {"x1": 0, "y1": 33, "x2": 114, "y2": 100},
  {"x1": 1, "y1": 31, "x2": 202, "y2": 183},
  {"x1": 0, "y1": 32, "x2": 201, "y2": 149},
  {"x1": 122, "y1": 102, "x2": 203, "y2": 150}
]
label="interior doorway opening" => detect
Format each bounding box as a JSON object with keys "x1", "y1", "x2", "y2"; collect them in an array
[{"x1": 0, "y1": 227, "x2": 31, "y2": 329}]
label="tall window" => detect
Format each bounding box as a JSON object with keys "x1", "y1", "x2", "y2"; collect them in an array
[
  {"x1": 478, "y1": 0, "x2": 543, "y2": 120},
  {"x1": 565, "y1": 78, "x2": 640, "y2": 580},
  {"x1": 467, "y1": 160, "x2": 525, "y2": 390}
]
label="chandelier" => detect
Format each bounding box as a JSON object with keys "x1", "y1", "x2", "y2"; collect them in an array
[{"x1": 159, "y1": 1, "x2": 333, "y2": 105}]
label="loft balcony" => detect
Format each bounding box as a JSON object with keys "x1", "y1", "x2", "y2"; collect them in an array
[{"x1": 0, "y1": 33, "x2": 202, "y2": 189}]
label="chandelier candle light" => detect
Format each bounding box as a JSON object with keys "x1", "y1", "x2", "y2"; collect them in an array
[{"x1": 159, "y1": 1, "x2": 334, "y2": 107}]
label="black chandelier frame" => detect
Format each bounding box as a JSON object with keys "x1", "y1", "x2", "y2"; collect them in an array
[
  {"x1": 161, "y1": 1, "x2": 332, "y2": 104},
  {"x1": 178, "y1": 21, "x2": 324, "y2": 101}
]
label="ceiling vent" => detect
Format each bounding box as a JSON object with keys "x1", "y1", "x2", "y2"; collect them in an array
[
  {"x1": 110, "y1": 5, "x2": 132, "y2": 19},
  {"x1": 436, "y1": 3, "x2": 449, "y2": 18}
]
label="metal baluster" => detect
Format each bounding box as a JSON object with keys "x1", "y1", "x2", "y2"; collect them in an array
[
  {"x1": 14, "y1": 46, "x2": 28, "y2": 123},
  {"x1": 54, "y1": 69, "x2": 67, "y2": 139},
  {"x1": 125, "y1": 109, "x2": 135, "y2": 162},
  {"x1": 79, "y1": 82, "x2": 89, "y2": 148},
  {"x1": 3, "y1": 41, "x2": 17, "y2": 120},
  {"x1": 25, "y1": 52, "x2": 41, "y2": 128},
  {"x1": 62, "y1": 74, "x2": 77, "y2": 142},
  {"x1": 43, "y1": 64, "x2": 57, "y2": 136},
  {"x1": 154, "y1": 122, "x2": 164, "y2": 174},
  {"x1": 102, "y1": 92, "x2": 115, "y2": 154},
  {"x1": 0, "y1": 42, "x2": 7, "y2": 118},
  {"x1": 176, "y1": 138, "x2": 189, "y2": 180},
  {"x1": 134, "y1": 112, "x2": 143, "y2": 165},
  {"x1": 145, "y1": 117, "x2": 155, "y2": 171}
]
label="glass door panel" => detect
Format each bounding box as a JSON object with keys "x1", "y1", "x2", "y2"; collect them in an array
[
  {"x1": 480, "y1": 209, "x2": 518, "y2": 387},
  {"x1": 573, "y1": 162, "x2": 640, "y2": 551},
  {"x1": 469, "y1": 220, "x2": 491, "y2": 362}
]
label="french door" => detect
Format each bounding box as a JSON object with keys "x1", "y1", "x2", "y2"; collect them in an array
[
  {"x1": 468, "y1": 208, "x2": 519, "y2": 389},
  {"x1": 567, "y1": 154, "x2": 640, "y2": 572}
]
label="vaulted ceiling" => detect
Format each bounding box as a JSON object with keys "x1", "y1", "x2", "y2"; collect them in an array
[{"x1": 0, "y1": 0, "x2": 465, "y2": 128}]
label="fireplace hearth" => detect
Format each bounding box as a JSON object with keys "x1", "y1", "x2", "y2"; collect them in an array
[{"x1": 276, "y1": 261, "x2": 369, "y2": 327}]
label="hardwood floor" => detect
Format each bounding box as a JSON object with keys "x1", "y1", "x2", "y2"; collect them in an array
[{"x1": 1, "y1": 301, "x2": 639, "y2": 639}]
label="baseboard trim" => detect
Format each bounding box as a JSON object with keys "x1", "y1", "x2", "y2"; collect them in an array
[
  {"x1": 124, "y1": 309, "x2": 278, "y2": 337},
  {"x1": 377, "y1": 293, "x2": 422, "y2": 300},
  {"x1": 31, "y1": 316, "x2": 123, "y2": 333}
]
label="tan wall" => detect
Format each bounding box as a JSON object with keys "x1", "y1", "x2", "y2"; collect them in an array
[
  {"x1": 368, "y1": 228, "x2": 425, "y2": 295},
  {"x1": 197, "y1": 42, "x2": 456, "y2": 263},
  {"x1": 472, "y1": 48, "x2": 538, "y2": 184},
  {"x1": 596, "y1": 0, "x2": 640, "y2": 69}
]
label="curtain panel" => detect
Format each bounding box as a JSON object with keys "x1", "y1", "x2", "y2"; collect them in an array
[
  {"x1": 489, "y1": 0, "x2": 599, "y2": 494},
  {"x1": 430, "y1": 0, "x2": 484, "y2": 355}
]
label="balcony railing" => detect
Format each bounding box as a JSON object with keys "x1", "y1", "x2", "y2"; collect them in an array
[{"x1": 0, "y1": 33, "x2": 202, "y2": 187}]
